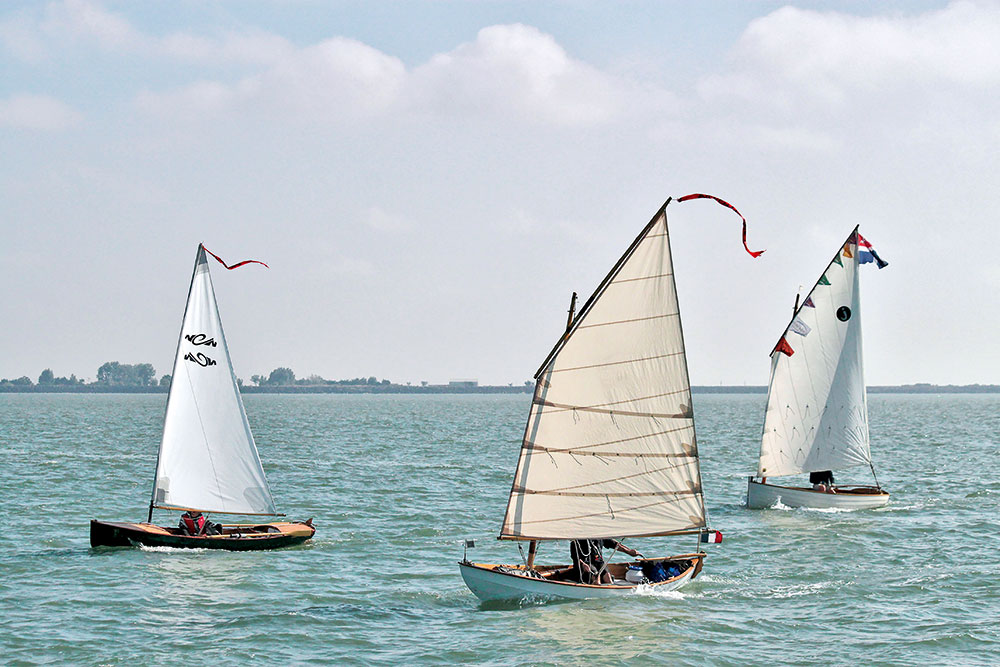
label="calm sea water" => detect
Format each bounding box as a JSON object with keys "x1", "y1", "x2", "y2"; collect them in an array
[{"x1": 1, "y1": 393, "x2": 998, "y2": 665}]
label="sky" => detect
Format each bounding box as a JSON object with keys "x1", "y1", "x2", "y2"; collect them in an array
[{"x1": 2, "y1": 0, "x2": 998, "y2": 386}]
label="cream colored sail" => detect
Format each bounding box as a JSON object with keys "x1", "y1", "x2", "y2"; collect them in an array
[
  {"x1": 151, "y1": 245, "x2": 277, "y2": 515},
  {"x1": 757, "y1": 228, "x2": 870, "y2": 478},
  {"x1": 500, "y1": 202, "x2": 706, "y2": 540}
]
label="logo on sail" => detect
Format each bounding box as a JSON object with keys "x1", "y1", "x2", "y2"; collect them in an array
[
  {"x1": 184, "y1": 333, "x2": 218, "y2": 347},
  {"x1": 184, "y1": 352, "x2": 217, "y2": 367},
  {"x1": 836, "y1": 306, "x2": 851, "y2": 322}
]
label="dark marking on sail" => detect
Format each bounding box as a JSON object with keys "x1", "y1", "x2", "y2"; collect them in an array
[
  {"x1": 184, "y1": 352, "x2": 217, "y2": 367},
  {"x1": 184, "y1": 333, "x2": 218, "y2": 347},
  {"x1": 837, "y1": 306, "x2": 852, "y2": 321}
]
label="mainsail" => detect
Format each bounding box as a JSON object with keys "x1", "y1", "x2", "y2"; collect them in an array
[
  {"x1": 150, "y1": 245, "x2": 278, "y2": 516},
  {"x1": 757, "y1": 227, "x2": 870, "y2": 478},
  {"x1": 500, "y1": 201, "x2": 706, "y2": 541}
]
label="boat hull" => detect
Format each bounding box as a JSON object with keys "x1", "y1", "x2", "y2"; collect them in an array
[
  {"x1": 746, "y1": 478, "x2": 889, "y2": 510},
  {"x1": 90, "y1": 520, "x2": 315, "y2": 551},
  {"x1": 459, "y1": 554, "x2": 704, "y2": 602}
]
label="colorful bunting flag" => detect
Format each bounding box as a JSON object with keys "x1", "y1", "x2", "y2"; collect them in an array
[
  {"x1": 842, "y1": 242, "x2": 853, "y2": 259},
  {"x1": 789, "y1": 318, "x2": 811, "y2": 336},
  {"x1": 832, "y1": 253, "x2": 843, "y2": 267},
  {"x1": 817, "y1": 275, "x2": 831, "y2": 285},
  {"x1": 802, "y1": 296, "x2": 815, "y2": 308},
  {"x1": 774, "y1": 336, "x2": 795, "y2": 357},
  {"x1": 857, "y1": 234, "x2": 888, "y2": 269}
]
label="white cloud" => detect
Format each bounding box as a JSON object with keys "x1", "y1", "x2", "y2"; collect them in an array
[
  {"x1": 364, "y1": 206, "x2": 412, "y2": 232},
  {"x1": 0, "y1": 93, "x2": 81, "y2": 130},
  {"x1": 410, "y1": 24, "x2": 625, "y2": 126}
]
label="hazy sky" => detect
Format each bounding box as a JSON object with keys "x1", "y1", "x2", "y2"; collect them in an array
[{"x1": 3, "y1": 0, "x2": 997, "y2": 386}]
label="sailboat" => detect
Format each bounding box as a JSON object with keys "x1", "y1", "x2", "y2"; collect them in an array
[
  {"x1": 746, "y1": 227, "x2": 889, "y2": 510},
  {"x1": 459, "y1": 195, "x2": 754, "y2": 602},
  {"x1": 91, "y1": 244, "x2": 315, "y2": 550}
]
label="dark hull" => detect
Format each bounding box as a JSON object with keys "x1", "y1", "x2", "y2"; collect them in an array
[{"x1": 90, "y1": 520, "x2": 314, "y2": 551}]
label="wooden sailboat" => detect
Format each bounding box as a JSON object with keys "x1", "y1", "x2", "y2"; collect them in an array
[
  {"x1": 91, "y1": 245, "x2": 315, "y2": 549},
  {"x1": 460, "y1": 196, "x2": 743, "y2": 602},
  {"x1": 746, "y1": 227, "x2": 889, "y2": 510}
]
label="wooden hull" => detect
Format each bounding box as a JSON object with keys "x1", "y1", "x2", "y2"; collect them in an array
[
  {"x1": 90, "y1": 520, "x2": 315, "y2": 551},
  {"x1": 459, "y1": 554, "x2": 704, "y2": 602},
  {"x1": 746, "y1": 478, "x2": 889, "y2": 510}
]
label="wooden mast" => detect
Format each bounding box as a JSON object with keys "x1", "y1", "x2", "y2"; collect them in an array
[{"x1": 525, "y1": 290, "x2": 578, "y2": 568}]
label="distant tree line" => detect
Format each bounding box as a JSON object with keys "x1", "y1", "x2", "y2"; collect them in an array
[{"x1": 248, "y1": 367, "x2": 391, "y2": 387}]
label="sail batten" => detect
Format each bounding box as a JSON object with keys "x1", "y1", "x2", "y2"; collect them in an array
[
  {"x1": 501, "y1": 203, "x2": 707, "y2": 540},
  {"x1": 150, "y1": 246, "x2": 277, "y2": 516},
  {"x1": 757, "y1": 228, "x2": 871, "y2": 478}
]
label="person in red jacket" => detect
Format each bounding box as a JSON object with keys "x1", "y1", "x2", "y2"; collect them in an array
[{"x1": 179, "y1": 510, "x2": 207, "y2": 535}]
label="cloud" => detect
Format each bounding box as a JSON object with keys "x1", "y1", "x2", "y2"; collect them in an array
[
  {"x1": 0, "y1": 93, "x2": 81, "y2": 130},
  {"x1": 410, "y1": 24, "x2": 625, "y2": 126},
  {"x1": 364, "y1": 206, "x2": 412, "y2": 232},
  {"x1": 3, "y1": 0, "x2": 294, "y2": 66}
]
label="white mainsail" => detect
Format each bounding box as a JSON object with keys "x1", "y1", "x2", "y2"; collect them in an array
[
  {"x1": 757, "y1": 227, "x2": 870, "y2": 478},
  {"x1": 151, "y1": 245, "x2": 278, "y2": 516},
  {"x1": 500, "y1": 202, "x2": 706, "y2": 541}
]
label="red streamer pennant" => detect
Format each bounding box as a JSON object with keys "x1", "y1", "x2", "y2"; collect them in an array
[
  {"x1": 201, "y1": 244, "x2": 269, "y2": 270},
  {"x1": 677, "y1": 193, "x2": 765, "y2": 258}
]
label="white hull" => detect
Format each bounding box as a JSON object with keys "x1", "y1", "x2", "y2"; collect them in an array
[
  {"x1": 746, "y1": 478, "x2": 889, "y2": 510},
  {"x1": 459, "y1": 555, "x2": 702, "y2": 602}
]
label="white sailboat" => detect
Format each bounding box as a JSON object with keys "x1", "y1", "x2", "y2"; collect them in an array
[
  {"x1": 460, "y1": 196, "x2": 748, "y2": 602},
  {"x1": 91, "y1": 244, "x2": 315, "y2": 549},
  {"x1": 746, "y1": 227, "x2": 889, "y2": 510}
]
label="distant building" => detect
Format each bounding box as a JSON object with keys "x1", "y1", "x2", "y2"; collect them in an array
[{"x1": 448, "y1": 379, "x2": 478, "y2": 388}]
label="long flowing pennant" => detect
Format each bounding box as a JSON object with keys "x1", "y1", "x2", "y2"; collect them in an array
[
  {"x1": 201, "y1": 244, "x2": 269, "y2": 270},
  {"x1": 677, "y1": 193, "x2": 765, "y2": 258}
]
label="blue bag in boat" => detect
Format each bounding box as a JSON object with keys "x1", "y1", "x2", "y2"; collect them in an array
[{"x1": 642, "y1": 561, "x2": 669, "y2": 583}]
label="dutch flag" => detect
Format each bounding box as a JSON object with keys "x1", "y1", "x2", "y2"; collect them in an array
[{"x1": 857, "y1": 234, "x2": 888, "y2": 269}]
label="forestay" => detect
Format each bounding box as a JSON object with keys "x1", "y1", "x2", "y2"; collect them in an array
[
  {"x1": 151, "y1": 246, "x2": 277, "y2": 516},
  {"x1": 500, "y1": 203, "x2": 706, "y2": 541},
  {"x1": 757, "y1": 228, "x2": 870, "y2": 478}
]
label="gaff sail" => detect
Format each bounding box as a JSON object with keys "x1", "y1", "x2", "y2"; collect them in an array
[
  {"x1": 150, "y1": 245, "x2": 278, "y2": 516},
  {"x1": 500, "y1": 201, "x2": 706, "y2": 541},
  {"x1": 757, "y1": 227, "x2": 870, "y2": 478}
]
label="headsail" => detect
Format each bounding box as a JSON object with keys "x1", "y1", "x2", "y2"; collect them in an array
[
  {"x1": 500, "y1": 201, "x2": 706, "y2": 541},
  {"x1": 150, "y1": 245, "x2": 278, "y2": 516},
  {"x1": 757, "y1": 228, "x2": 870, "y2": 478}
]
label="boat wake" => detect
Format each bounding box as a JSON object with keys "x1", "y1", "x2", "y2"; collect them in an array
[
  {"x1": 138, "y1": 544, "x2": 211, "y2": 553},
  {"x1": 630, "y1": 584, "x2": 686, "y2": 600}
]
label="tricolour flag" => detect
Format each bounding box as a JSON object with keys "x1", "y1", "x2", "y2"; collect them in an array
[
  {"x1": 700, "y1": 530, "x2": 723, "y2": 544},
  {"x1": 857, "y1": 234, "x2": 888, "y2": 269}
]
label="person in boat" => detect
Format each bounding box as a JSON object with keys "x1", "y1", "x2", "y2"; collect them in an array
[
  {"x1": 178, "y1": 510, "x2": 222, "y2": 536},
  {"x1": 570, "y1": 539, "x2": 643, "y2": 585},
  {"x1": 810, "y1": 470, "x2": 836, "y2": 493}
]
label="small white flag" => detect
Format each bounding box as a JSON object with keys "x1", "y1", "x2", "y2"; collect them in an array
[{"x1": 789, "y1": 317, "x2": 811, "y2": 336}]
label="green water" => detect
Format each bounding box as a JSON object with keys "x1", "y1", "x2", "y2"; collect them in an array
[{"x1": 1, "y1": 393, "x2": 997, "y2": 665}]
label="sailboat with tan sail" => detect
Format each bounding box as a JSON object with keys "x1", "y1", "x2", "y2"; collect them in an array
[
  {"x1": 459, "y1": 194, "x2": 761, "y2": 602},
  {"x1": 90, "y1": 244, "x2": 315, "y2": 550}
]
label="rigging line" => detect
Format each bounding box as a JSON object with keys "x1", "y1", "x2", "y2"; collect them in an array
[
  {"x1": 534, "y1": 387, "x2": 689, "y2": 413},
  {"x1": 574, "y1": 312, "x2": 680, "y2": 330},
  {"x1": 548, "y1": 351, "x2": 685, "y2": 374},
  {"x1": 510, "y1": 495, "x2": 704, "y2": 526},
  {"x1": 523, "y1": 423, "x2": 693, "y2": 453},
  {"x1": 513, "y1": 460, "x2": 699, "y2": 494},
  {"x1": 523, "y1": 446, "x2": 696, "y2": 459},
  {"x1": 533, "y1": 398, "x2": 691, "y2": 420},
  {"x1": 610, "y1": 272, "x2": 674, "y2": 284}
]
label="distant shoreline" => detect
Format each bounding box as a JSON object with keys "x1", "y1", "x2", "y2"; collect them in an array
[{"x1": 2, "y1": 383, "x2": 1000, "y2": 395}]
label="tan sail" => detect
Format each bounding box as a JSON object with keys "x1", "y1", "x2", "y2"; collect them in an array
[{"x1": 500, "y1": 201, "x2": 706, "y2": 541}]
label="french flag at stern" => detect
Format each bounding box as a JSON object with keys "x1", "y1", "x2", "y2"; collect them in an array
[
  {"x1": 857, "y1": 234, "x2": 888, "y2": 269},
  {"x1": 700, "y1": 530, "x2": 723, "y2": 544}
]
